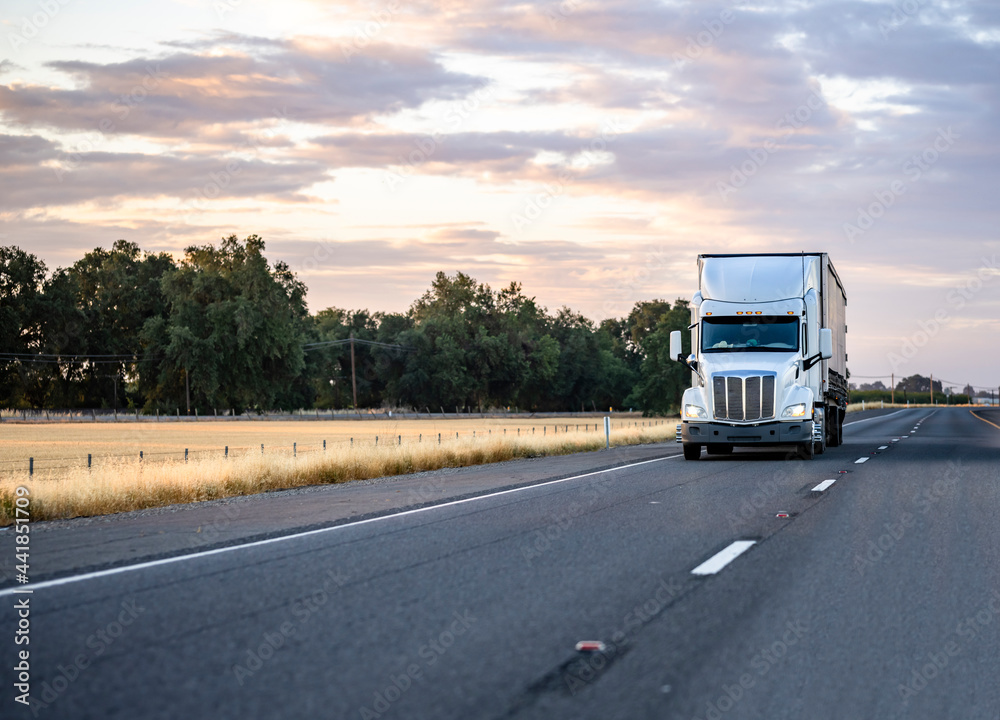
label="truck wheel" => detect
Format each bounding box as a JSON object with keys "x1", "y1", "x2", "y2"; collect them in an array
[
  {"x1": 797, "y1": 441, "x2": 814, "y2": 460},
  {"x1": 683, "y1": 444, "x2": 702, "y2": 461},
  {"x1": 707, "y1": 444, "x2": 733, "y2": 455},
  {"x1": 826, "y1": 412, "x2": 837, "y2": 447},
  {"x1": 828, "y1": 410, "x2": 843, "y2": 447}
]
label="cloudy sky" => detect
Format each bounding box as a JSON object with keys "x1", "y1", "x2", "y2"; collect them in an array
[{"x1": 1, "y1": 0, "x2": 998, "y2": 389}]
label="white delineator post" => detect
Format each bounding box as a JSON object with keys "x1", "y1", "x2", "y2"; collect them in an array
[{"x1": 604, "y1": 416, "x2": 611, "y2": 450}]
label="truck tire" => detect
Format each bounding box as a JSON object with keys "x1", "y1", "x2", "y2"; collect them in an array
[
  {"x1": 683, "y1": 444, "x2": 702, "y2": 461},
  {"x1": 797, "y1": 441, "x2": 814, "y2": 460},
  {"x1": 825, "y1": 411, "x2": 837, "y2": 447},
  {"x1": 707, "y1": 444, "x2": 733, "y2": 455},
  {"x1": 828, "y1": 410, "x2": 843, "y2": 447}
]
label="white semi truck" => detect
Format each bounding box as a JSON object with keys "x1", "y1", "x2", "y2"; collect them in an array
[{"x1": 671, "y1": 253, "x2": 848, "y2": 460}]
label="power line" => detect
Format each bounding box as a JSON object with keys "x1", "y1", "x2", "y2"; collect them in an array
[
  {"x1": 0, "y1": 351, "x2": 147, "y2": 359},
  {"x1": 0, "y1": 357, "x2": 156, "y2": 365},
  {"x1": 0, "y1": 336, "x2": 413, "y2": 365},
  {"x1": 303, "y1": 338, "x2": 413, "y2": 352}
]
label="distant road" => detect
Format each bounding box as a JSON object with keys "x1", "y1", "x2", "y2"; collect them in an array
[{"x1": 2, "y1": 408, "x2": 998, "y2": 719}]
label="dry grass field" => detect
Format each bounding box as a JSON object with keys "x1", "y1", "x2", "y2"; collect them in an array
[
  {"x1": 0, "y1": 416, "x2": 663, "y2": 470},
  {"x1": 0, "y1": 416, "x2": 675, "y2": 524}
]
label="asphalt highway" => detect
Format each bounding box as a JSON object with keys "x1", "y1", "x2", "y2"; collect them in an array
[{"x1": 2, "y1": 408, "x2": 998, "y2": 719}]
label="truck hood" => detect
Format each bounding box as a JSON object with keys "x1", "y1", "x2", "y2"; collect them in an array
[{"x1": 699, "y1": 352, "x2": 798, "y2": 377}]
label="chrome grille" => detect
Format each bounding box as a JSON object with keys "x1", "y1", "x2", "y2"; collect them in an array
[
  {"x1": 745, "y1": 376, "x2": 761, "y2": 420},
  {"x1": 713, "y1": 377, "x2": 726, "y2": 418},
  {"x1": 727, "y1": 378, "x2": 743, "y2": 420},
  {"x1": 712, "y1": 375, "x2": 776, "y2": 421},
  {"x1": 761, "y1": 376, "x2": 775, "y2": 418}
]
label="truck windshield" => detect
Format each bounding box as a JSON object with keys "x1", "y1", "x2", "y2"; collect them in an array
[{"x1": 702, "y1": 316, "x2": 799, "y2": 352}]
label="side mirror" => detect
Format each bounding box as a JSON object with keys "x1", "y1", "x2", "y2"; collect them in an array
[
  {"x1": 819, "y1": 328, "x2": 833, "y2": 360},
  {"x1": 669, "y1": 331, "x2": 683, "y2": 362}
]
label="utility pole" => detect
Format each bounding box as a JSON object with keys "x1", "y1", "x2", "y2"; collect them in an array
[
  {"x1": 350, "y1": 333, "x2": 358, "y2": 411},
  {"x1": 185, "y1": 367, "x2": 191, "y2": 415},
  {"x1": 930, "y1": 373, "x2": 934, "y2": 405},
  {"x1": 891, "y1": 373, "x2": 894, "y2": 404}
]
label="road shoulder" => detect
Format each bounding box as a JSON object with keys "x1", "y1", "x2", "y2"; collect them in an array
[{"x1": 0, "y1": 442, "x2": 679, "y2": 588}]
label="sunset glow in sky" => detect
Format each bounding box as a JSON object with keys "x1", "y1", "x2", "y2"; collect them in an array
[{"x1": 2, "y1": 0, "x2": 998, "y2": 388}]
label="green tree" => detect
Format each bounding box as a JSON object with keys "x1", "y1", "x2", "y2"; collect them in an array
[
  {"x1": 536, "y1": 307, "x2": 632, "y2": 412},
  {"x1": 61, "y1": 240, "x2": 176, "y2": 408},
  {"x1": 141, "y1": 235, "x2": 308, "y2": 412},
  {"x1": 390, "y1": 272, "x2": 559, "y2": 411},
  {"x1": 624, "y1": 299, "x2": 691, "y2": 415},
  {"x1": 306, "y1": 308, "x2": 410, "y2": 409},
  {"x1": 0, "y1": 246, "x2": 49, "y2": 407},
  {"x1": 895, "y1": 374, "x2": 941, "y2": 394}
]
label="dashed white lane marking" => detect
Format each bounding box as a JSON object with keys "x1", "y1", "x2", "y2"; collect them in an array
[
  {"x1": 812, "y1": 479, "x2": 838, "y2": 492},
  {"x1": 691, "y1": 541, "x2": 757, "y2": 576},
  {"x1": 855, "y1": 457, "x2": 870, "y2": 464},
  {"x1": 878, "y1": 445, "x2": 888, "y2": 450}
]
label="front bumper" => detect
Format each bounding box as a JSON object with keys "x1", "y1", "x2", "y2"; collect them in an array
[{"x1": 678, "y1": 420, "x2": 813, "y2": 446}]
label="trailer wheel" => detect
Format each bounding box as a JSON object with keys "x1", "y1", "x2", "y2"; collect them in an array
[{"x1": 683, "y1": 444, "x2": 702, "y2": 461}]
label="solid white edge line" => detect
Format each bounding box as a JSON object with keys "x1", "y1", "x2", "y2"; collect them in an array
[
  {"x1": 855, "y1": 457, "x2": 869, "y2": 464},
  {"x1": 812, "y1": 479, "x2": 837, "y2": 492},
  {"x1": 0, "y1": 453, "x2": 683, "y2": 598},
  {"x1": 843, "y1": 409, "x2": 908, "y2": 426},
  {"x1": 691, "y1": 540, "x2": 756, "y2": 576}
]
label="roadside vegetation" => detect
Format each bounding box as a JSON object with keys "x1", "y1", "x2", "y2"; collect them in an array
[
  {"x1": 0, "y1": 237, "x2": 692, "y2": 417},
  {"x1": 0, "y1": 423, "x2": 674, "y2": 525}
]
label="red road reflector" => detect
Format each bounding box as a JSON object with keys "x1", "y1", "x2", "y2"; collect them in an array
[
  {"x1": 838, "y1": 470, "x2": 849, "y2": 474},
  {"x1": 776, "y1": 512, "x2": 790, "y2": 518},
  {"x1": 575, "y1": 641, "x2": 606, "y2": 653}
]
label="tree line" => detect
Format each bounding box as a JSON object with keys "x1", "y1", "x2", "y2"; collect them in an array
[
  {"x1": 852, "y1": 375, "x2": 977, "y2": 404},
  {"x1": 0, "y1": 237, "x2": 693, "y2": 415}
]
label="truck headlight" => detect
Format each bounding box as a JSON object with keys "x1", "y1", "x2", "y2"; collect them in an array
[
  {"x1": 684, "y1": 404, "x2": 708, "y2": 419},
  {"x1": 781, "y1": 403, "x2": 807, "y2": 418}
]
